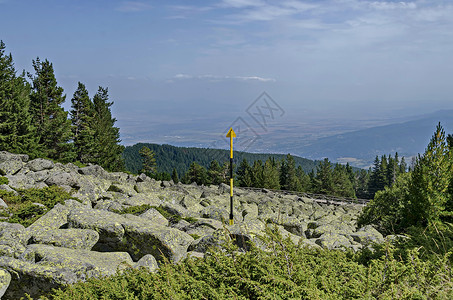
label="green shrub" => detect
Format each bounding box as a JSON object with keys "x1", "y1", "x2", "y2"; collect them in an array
[
  {"x1": 43, "y1": 225, "x2": 453, "y2": 300},
  {"x1": 0, "y1": 186, "x2": 78, "y2": 227},
  {"x1": 0, "y1": 176, "x2": 8, "y2": 185}
]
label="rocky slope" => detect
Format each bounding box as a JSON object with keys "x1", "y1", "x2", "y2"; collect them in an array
[{"x1": 0, "y1": 151, "x2": 384, "y2": 299}]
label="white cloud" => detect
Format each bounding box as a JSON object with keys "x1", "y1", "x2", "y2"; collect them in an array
[
  {"x1": 369, "y1": 1, "x2": 417, "y2": 11},
  {"x1": 173, "y1": 74, "x2": 275, "y2": 82},
  {"x1": 115, "y1": 1, "x2": 152, "y2": 12}
]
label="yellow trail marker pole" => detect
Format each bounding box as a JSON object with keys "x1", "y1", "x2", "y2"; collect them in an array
[{"x1": 226, "y1": 128, "x2": 236, "y2": 225}]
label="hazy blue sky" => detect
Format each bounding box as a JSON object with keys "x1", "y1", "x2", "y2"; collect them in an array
[{"x1": 1, "y1": 0, "x2": 453, "y2": 146}]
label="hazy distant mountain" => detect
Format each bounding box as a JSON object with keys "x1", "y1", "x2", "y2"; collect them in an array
[{"x1": 291, "y1": 110, "x2": 453, "y2": 168}]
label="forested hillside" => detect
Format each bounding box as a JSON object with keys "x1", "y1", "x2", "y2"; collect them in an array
[{"x1": 123, "y1": 143, "x2": 320, "y2": 176}]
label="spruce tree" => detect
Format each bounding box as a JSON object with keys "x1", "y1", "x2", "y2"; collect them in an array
[
  {"x1": 262, "y1": 157, "x2": 280, "y2": 189},
  {"x1": 29, "y1": 58, "x2": 74, "y2": 162},
  {"x1": 171, "y1": 168, "x2": 179, "y2": 183},
  {"x1": 0, "y1": 41, "x2": 38, "y2": 155},
  {"x1": 252, "y1": 160, "x2": 264, "y2": 188},
  {"x1": 314, "y1": 158, "x2": 334, "y2": 194},
  {"x1": 91, "y1": 87, "x2": 124, "y2": 171},
  {"x1": 139, "y1": 146, "x2": 156, "y2": 175},
  {"x1": 70, "y1": 82, "x2": 95, "y2": 163},
  {"x1": 405, "y1": 123, "x2": 453, "y2": 226},
  {"x1": 207, "y1": 160, "x2": 223, "y2": 185},
  {"x1": 237, "y1": 159, "x2": 253, "y2": 187}
]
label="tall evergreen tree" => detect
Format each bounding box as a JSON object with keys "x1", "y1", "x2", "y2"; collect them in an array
[
  {"x1": 262, "y1": 157, "x2": 280, "y2": 189},
  {"x1": 332, "y1": 164, "x2": 355, "y2": 197},
  {"x1": 237, "y1": 158, "x2": 253, "y2": 187},
  {"x1": 139, "y1": 146, "x2": 156, "y2": 175},
  {"x1": 183, "y1": 162, "x2": 207, "y2": 185},
  {"x1": 29, "y1": 58, "x2": 74, "y2": 162},
  {"x1": 171, "y1": 168, "x2": 179, "y2": 184},
  {"x1": 314, "y1": 158, "x2": 334, "y2": 194},
  {"x1": 0, "y1": 41, "x2": 38, "y2": 155},
  {"x1": 405, "y1": 123, "x2": 453, "y2": 226},
  {"x1": 70, "y1": 82, "x2": 95, "y2": 163},
  {"x1": 207, "y1": 160, "x2": 223, "y2": 185},
  {"x1": 252, "y1": 160, "x2": 264, "y2": 188},
  {"x1": 91, "y1": 87, "x2": 124, "y2": 171}
]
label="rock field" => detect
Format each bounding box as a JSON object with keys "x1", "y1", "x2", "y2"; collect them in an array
[{"x1": 0, "y1": 151, "x2": 385, "y2": 299}]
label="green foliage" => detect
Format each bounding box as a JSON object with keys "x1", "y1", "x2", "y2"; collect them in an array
[
  {"x1": 0, "y1": 176, "x2": 8, "y2": 185},
  {"x1": 139, "y1": 146, "x2": 156, "y2": 175},
  {"x1": 122, "y1": 143, "x2": 321, "y2": 176},
  {"x1": 29, "y1": 58, "x2": 75, "y2": 162},
  {"x1": 0, "y1": 186, "x2": 76, "y2": 227},
  {"x1": 358, "y1": 172, "x2": 411, "y2": 234},
  {"x1": 359, "y1": 124, "x2": 453, "y2": 234},
  {"x1": 406, "y1": 123, "x2": 453, "y2": 227},
  {"x1": 182, "y1": 162, "x2": 207, "y2": 185},
  {"x1": 90, "y1": 87, "x2": 124, "y2": 171},
  {"x1": 45, "y1": 226, "x2": 453, "y2": 300},
  {"x1": 0, "y1": 41, "x2": 39, "y2": 157}
]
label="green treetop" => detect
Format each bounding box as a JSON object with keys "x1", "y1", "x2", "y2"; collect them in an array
[
  {"x1": 29, "y1": 58, "x2": 74, "y2": 162},
  {"x1": 0, "y1": 41, "x2": 38, "y2": 155}
]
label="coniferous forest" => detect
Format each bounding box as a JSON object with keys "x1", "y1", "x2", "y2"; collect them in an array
[{"x1": 0, "y1": 41, "x2": 124, "y2": 171}]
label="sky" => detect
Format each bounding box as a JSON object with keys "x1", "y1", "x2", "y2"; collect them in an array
[{"x1": 1, "y1": 0, "x2": 453, "y2": 148}]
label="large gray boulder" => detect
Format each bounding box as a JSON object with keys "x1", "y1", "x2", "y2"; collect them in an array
[
  {"x1": 139, "y1": 208, "x2": 169, "y2": 226},
  {"x1": 0, "y1": 256, "x2": 77, "y2": 300},
  {"x1": 45, "y1": 171, "x2": 79, "y2": 188},
  {"x1": 31, "y1": 229, "x2": 99, "y2": 250},
  {"x1": 0, "y1": 268, "x2": 11, "y2": 299},
  {"x1": 68, "y1": 206, "x2": 194, "y2": 262},
  {"x1": 21, "y1": 244, "x2": 133, "y2": 280},
  {"x1": 27, "y1": 158, "x2": 55, "y2": 172}
]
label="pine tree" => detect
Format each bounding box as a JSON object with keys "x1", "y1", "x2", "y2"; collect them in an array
[
  {"x1": 314, "y1": 158, "x2": 333, "y2": 194},
  {"x1": 0, "y1": 41, "x2": 38, "y2": 155},
  {"x1": 139, "y1": 146, "x2": 156, "y2": 175},
  {"x1": 237, "y1": 158, "x2": 253, "y2": 187},
  {"x1": 183, "y1": 162, "x2": 207, "y2": 185},
  {"x1": 406, "y1": 123, "x2": 453, "y2": 226},
  {"x1": 252, "y1": 160, "x2": 264, "y2": 188},
  {"x1": 171, "y1": 168, "x2": 179, "y2": 183},
  {"x1": 70, "y1": 82, "x2": 95, "y2": 163},
  {"x1": 262, "y1": 157, "x2": 280, "y2": 189},
  {"x1": 29, "y1": 58, "x2": 74, "y2": 162},
  {"x1": 91, "y1": 87, "x2": 124, "y2": 171},
  {"x1": 207, "y1": 160, "x2": 223, "y2": 185},
  {"x1": 332, "y1": 164, "x2": 355, "y2": 198}
]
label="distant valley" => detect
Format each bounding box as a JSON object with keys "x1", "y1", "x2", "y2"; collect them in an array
[{"x1": 122, "y1": 110, "x2": 453, "y2": 169}]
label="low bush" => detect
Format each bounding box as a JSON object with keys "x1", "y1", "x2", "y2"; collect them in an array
[
  {"x1": 0, "y1": 186, "x2": 77, "y2": 227},
  {"x1": 42, "y1": 226, "x2": 453, "y2": 300}
]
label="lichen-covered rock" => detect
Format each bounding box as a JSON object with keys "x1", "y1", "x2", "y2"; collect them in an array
[
  {"x1": 67, "y1": 207, "x2": 126, "y2": 252},
  {"x1": 32, "y1": 229, "x2": 99, "y2": 250},
  {"x1": 0, "y1": 160, "x2": 23, "y2": 176},
  {"x1": 201, "y1": 205, "x2": 229, "y2": 222},
  {"x1": 5, "y1": 174, "x2": 36, "y2": 189},
  {"x1": 27, "y1": 158, "x2": 55, "y2": 172},
  {"x1": 350, "y1": 225, "x2": 384, "y2": 245},
  {"x1": 0, "y1": 268, "x2": 11, "y2": 299},
  {"x1": 78, "y1": 165, "x2": 108, "y2": 178},
  {"x1": 0, "y1": 151, "x2": 28, "y2": 163},
  {"x1": 139, "y1": 208, "x2": 169, "y2": 226},
  {"x1": 21, "y1": 244, "x2": 133, "y2": 278},
  {"x1": 315, "y1": 233, "x2": 352, "y2": 250},
  {"x1": 0, "y1": 256, "x2": 77, "y2": 300},
  {"x1": 121, "y1": 194, "x2": 162, "y2": 207},
  {"x1": 45, "y1": 172, "x2": 79, "y2": 188},
  {"x1": 134, "y1": 254, "x2": 158, "y2": 272},
  {"x1": 121, "y1": 219, "x2": 194, "y2": 262}
]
